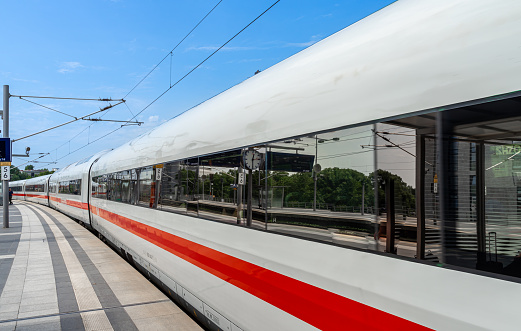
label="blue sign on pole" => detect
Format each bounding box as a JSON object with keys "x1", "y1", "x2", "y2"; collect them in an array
[{"x1": 0, "y1": 138, "x2": 11, "y2": 162}]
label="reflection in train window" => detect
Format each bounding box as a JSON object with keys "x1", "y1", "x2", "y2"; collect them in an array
[
  {"x1": 138, "y1": 166, "x2": 155, "y2": 208},
  {"x1": 265, "y1": 126, "x2": 377, "y2": 250},
  {"x1": 11, "y1": 185, "x2": 23, "y2": 192},
  {"x1": 198, "y1": 150, "x2": 249, "y2": 225},
  {"x1": 108, "y1": 172, "x2": 123, "y2": 201},
  {"x1": 120, "y1": 169, "x2": 137, "y2": 204},
  {"x1": 58, "y1": 180, "x2": 82, "y2": 195},
  {"x1": 374, "y1": 123, "x2": 417, "y2": 258},
  {"x1": 26, "y1": 184, "x2": 45, "y2": 192},
  {"x1": 158, "y1": 161, "x2": 185, "y2": 213},
  {"x1": 92, "y1": 175, "x2": 108, "y2": 199}
]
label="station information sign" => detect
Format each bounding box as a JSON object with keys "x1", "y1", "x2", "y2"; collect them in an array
[{"x1": 0, "y1": 138, "x2": 11, "y2": 162}]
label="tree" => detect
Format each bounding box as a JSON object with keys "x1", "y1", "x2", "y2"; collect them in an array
[
  {"x1": 370, "y1": 169, "x2": 416, "y2": 216},
  {"x1": 35, "y1": 168, "x2": 54, "y2": 177},
  {"x1": 10, "y1": 166, "x2": 30, "y2": 181},
  {"x1": 25, "y1": 165, "x2": 34, "y2": 170}
]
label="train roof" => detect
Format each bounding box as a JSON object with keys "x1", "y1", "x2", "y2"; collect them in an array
[
  {"x1": 93, "y1": 0, "x2": 521, "y2": 175},
  {"x1": 24, "y1": 174, "x2": 51, "y2": 186},
  {"x1": 52, "y1": 150, "x2": 110, "y2": 181}
]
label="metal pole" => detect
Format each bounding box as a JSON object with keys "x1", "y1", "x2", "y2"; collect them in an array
[
  {"x1": 3, "y1": 85, "x2": 9, "y2": 228},
  {"x1": 385, "y1": 179, "x2": 396, "y2": 254},
  {"x1": 237, "y1": 166, "x2": 243, "y2": 224},
  {"x1": 313, "y1": 136, "x2": 317, "y2": 211},
  {"x1": 247, "y1": 168, "x2": 252, "y2": 227},
  {"x1": 476, "y1": 142, "x2": 486, "y2": 267},
  {"x1": 373, "y1": 124, "x2": 379, "y2": 243},
  {"x1": 416, "y1": 133, "x2": 426, "y2": 260},
  {"x1": 361, "y1": 183, "x2": 365, "y2": 215},
  {"x1": 264, "y1": 150, "x2": 268, "y2": 230}
]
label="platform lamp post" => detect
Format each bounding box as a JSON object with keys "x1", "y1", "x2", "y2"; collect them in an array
[{"x1": 2, "y1": 85, "x2": 10, "y2": 228}]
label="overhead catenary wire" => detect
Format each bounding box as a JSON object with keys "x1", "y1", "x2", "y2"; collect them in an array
[
  {"x1": 119, "y1": 0, "x2": 282, "y2": 125},
  {"x1": 13, "y1": 101, "x2": 125, "y2": 142},
  {"x1": 47, "y1": 0, "x2": 281, "y2": 164},
  {"x1": 31, "y1": 0, "x2": 226, "y2": 166},
  {"x1": 18, "y1": 97, "x2": 77, "y2": 119},
  {"x1": 10, "y1": 95, "x2": 122, "y2": 102},
  {"x1": 123, "y1": 0, "x2": 224, "y2": 99}
]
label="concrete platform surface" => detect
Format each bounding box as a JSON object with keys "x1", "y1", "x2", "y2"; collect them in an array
[{"x1": 0, "y1": 201, "x2": 203, "y2": 331}]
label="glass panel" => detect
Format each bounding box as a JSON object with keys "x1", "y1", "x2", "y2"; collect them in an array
[
  {"x1": 138, "y1": 167, "x2": 154, "y2": 207},
  {"x1": 59, "y1": 181, "x2": 70, "y2": 194},
  {"x1": 486, "y1": 143, "x2": 521, "y2": 277},
  {"x1": 375, "y1": 123, "x2": 417, "y2": 258},
  {"x1": 109, "y1": 172, "x2": 122, "y2": 202},
  {"x1": 159, "y1": 161, "x2": 186, "y2": 213},
  {"x1": 424, "y1": 136, "x2": 442, "y2": 262},
  {"x1": 184, "y1": 159, "x2": 199, "y2": 216},
  {"x1": 266, "y1": 125, "x2": 377, "y2": 249},
  {"x1": 120, "y1": 169, "x2": 137, "y2": 204},
  {"x1": 69, "y1": 179, "x2": 81, "y2": 195},
  {"x1": 386, "y1": 95, "x2": 521, "y2": 280},
  {"x1": 196, "y1": 150, "x2": 244, "y2": 224},
  {"x1": 92, "y1": 175, "x2": 108, "y2": 199}
]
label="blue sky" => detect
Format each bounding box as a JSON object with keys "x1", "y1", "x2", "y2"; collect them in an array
[{"x1": 0, "y1": 0, "x2": 395, "y2": 170}]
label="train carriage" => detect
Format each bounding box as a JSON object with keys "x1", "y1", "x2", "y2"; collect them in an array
[
  {"x1": 23, "y1": 175, "x2": 50, "y2": 206},
  {"x1": 11, "y1": 0, "x2": 521, "y2": 329},
  {"x1": 9, "y1": 180, "x2": 25, "y2": 201},
  {"x1": 86, "y1": 1, "x2": 521, "y2": 330},
  {"x1": 49, "y1": 151, "x2": 108, "y2": 225}
]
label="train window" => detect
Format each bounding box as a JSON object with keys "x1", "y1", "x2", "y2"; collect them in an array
[
  {"x1": 58, "y1": 179, "x2": 81, "y2": 195},
  {"x1": 264, "y1": 125, "x2": 377, "y2": 249},
  {"x1": 184, "y1": 159, "x2": 200, "y2": 216},
  {"x1": 108, "y1": 172, "x2": 123, "y2": 201},
  {"x1": 374, "y1": 123, "x2": 417, "y2": 258},
  {"x1": 380, "y1": 94, "x2": 521, "y2": 280},
  {"x1": 120, "y1": 169, "x2": 137, "y2": 204},
  {"x1": 59, "y1": 181, "x2": 69, "y2": 194},
  {"x1": 138, "y1": 166, "x2": 154, "y2": 207},
  {"x1": 26, "y1": 184, "x2": 44, "y2": 192},
  {"x1": 197, "y1": 150, "x2": 245, "y2": 224},
  {"x1": 69, "y1": 179, "x2": 81, "y2": 195},
  {"x1": 158, "y1": 161, "x2": 185, "y2": 213},
  {"x1": 92, "y1": 175, "x2": 108, "y2": 199}
]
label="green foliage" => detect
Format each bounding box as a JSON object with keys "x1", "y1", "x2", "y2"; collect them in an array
[
  {"x1": 35, "y1": 168, "x2": 54, "y2": 177},
  {"x1": 371, "y1": 169, "x2": 416, "y2": 215},
  {"x1": 10, "y1": 166, "x2": 30, "y2": 181},
  {"x1": 25, "y1": 164, "x2": 34, "y2": 170},
  {"x1": 175, "y1": 166, "x2": 414, "y2": 214}
]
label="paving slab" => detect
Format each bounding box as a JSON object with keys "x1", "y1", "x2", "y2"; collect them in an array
[{"x1": 0, "y1": 201, "x2": 203, "y2": 331}]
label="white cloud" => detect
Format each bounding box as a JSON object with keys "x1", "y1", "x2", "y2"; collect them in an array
[
  {"x1": 58, "y1": 62, "x2": 84, "y2": 74},
  {"x1": 285, "y1": 41, "x2": 317, "y2": 48},
  {"x1": 148, "y1": 115, "x2": 159, "y2": 122}
]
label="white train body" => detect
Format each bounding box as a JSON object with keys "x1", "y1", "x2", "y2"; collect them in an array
[
  {"x1": 48, "y1": 151, "x2": 108, "y2": 224},
  {"x1": 10, "y1": 1, "x2": 521, "y2": 329},
  {"x1": 20, "y1": 175, "x2": 51, "y2": 205}
]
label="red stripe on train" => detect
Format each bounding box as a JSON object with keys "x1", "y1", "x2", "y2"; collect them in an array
[
  {"x1": 50, "y1": 196, "x2": 89, "y2": 210},
  {"x1": 25, "y1": 194, "x2": 49, "y2": 199},
  {"x1": 90, "y1": 205, "x2": 430, "y2": 330}
]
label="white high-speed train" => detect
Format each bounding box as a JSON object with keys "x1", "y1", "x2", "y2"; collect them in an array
[{"x1": 11, "y1": 1, "x2": 521, "y2": 329}]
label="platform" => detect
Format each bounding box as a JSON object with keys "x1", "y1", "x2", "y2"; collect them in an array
[{"x1": 0, "y1": 201, "x2": 203, "y2": 331}]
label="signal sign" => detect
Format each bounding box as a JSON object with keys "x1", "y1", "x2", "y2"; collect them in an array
[{"x1": 0, "y1": 138, "x2": 10, "y2": 162}]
